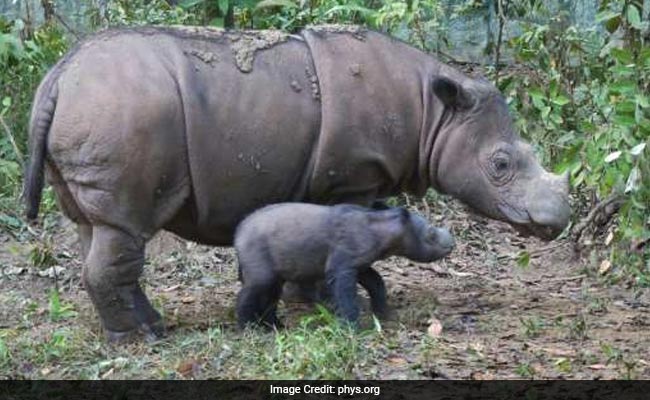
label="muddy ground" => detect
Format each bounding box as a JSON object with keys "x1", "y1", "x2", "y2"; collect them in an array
[{"x1": 1, "y1": 196, "x2": 649, "y2": 379}]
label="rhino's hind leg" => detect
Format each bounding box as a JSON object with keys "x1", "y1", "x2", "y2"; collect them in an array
[
  {"x1": 83, "y1": 225, "x2": 163, "y2": 342},
  {"x1": 78, "y1": 224, "x2": 92, "y2": 262}
]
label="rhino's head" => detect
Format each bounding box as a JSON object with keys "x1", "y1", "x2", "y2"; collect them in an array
[{"x1": 429, "y1": 77, "x2": 570, "y2": 240}]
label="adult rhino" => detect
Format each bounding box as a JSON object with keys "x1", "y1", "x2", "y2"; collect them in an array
[{"x1": 24, "y1": 25, "x2": 570, "y2": 341}]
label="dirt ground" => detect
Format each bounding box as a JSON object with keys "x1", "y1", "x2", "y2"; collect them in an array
[{"x1": 1, "y1": 196, "x2": 649, "y2": 379}]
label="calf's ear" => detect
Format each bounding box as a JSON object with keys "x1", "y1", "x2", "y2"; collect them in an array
[{"x1": 432, "y1": 77, "x2": 474, "y2": 110}]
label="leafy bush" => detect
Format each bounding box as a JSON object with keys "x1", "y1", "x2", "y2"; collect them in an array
[
  {"x1": 90, "y1": 0, "x2": 198, "y2": 28},
  {"x1": 501, "y1": 1, "x2": 649, "y2": 284},
  {"x1": 0, "y1": 18, "x2": 67, "y2": 229}
]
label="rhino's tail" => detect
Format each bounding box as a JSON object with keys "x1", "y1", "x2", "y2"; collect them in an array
[{"x1": 23, "y1": 67, "x2": 61, "y2": 221}]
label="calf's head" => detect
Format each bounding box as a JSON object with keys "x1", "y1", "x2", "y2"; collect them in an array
[
  {"x1": 430, "y1": 78, "x2": 570, "y2": 240},
  {"x1": 386, "y1": 209, "x2": 455, "y2": 262}
]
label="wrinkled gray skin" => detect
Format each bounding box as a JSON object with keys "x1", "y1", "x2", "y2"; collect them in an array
[
  {"x1": 23, "y1": 26, "x2": 570, "y2": 341},
  {"x1": 235, "y1": 203, "x2": 455, "y2": 327}
]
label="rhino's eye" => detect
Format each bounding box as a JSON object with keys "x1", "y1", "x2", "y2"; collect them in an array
[
  {"x1": 494, "y1": 157, "x2": 509, "y2": 171},
  {"x1": 489, "y1": 151, "x2": 513, "y2": 184}
]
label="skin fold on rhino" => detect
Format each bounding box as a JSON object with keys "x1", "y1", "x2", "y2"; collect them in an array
[{"x1": 23, "y1": 25, "x2": 570, "y2": 341}]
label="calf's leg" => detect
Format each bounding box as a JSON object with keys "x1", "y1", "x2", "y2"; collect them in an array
[
  {"x1": 237, "y1": 269, "x2": 283, "y2": 329},
  {"x1": 326, "y1": 253, "x2": 360, "y2": 323},
  {"x1": 358, "y1": 267, "x2": 388, "y2": 318}
]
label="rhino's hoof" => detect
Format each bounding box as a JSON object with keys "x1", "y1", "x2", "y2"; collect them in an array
[
  {"x1": 105, "y1": 328, "x2": 140, "y2": 344},
  {"x1": 105, "y1": 322, "x2": 166, "y2": 344}
]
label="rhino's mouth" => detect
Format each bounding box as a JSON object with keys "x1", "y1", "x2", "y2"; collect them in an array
[
  {"x1": 512, "y1": 223, "x2": 558, "y2": 241},
  {"x1": 497, "y1": 202, "x2": 561, "y2": 240}
]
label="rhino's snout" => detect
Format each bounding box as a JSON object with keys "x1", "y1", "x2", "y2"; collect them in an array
[
  {"x1": 525, "y1": 171, "x2": 571, "y2": 239},
  {"x1": 431, "y1": 227, "x2": 455, "y2": 255}
]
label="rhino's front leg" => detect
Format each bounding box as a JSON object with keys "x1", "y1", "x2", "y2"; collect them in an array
[{"x1": 83, "y1": 225, "x2": 163, "y2": 342}]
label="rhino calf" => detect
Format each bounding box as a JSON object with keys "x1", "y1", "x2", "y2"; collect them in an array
[{"x1": 234, "y1": 203, "x2": 455, "y2": 327}]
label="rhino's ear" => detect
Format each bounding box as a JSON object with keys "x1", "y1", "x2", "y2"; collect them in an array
[
  {"x1": 432, "y1": 77, "x2": 474, "y2": 110},
  {"x1": 395, "y1": 207, "x2": 411, "y2": 225}
]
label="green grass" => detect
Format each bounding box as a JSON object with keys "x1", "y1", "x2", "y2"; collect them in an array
[{"x1": 0, "y1": 304, "x2": 384, "y2": 379}]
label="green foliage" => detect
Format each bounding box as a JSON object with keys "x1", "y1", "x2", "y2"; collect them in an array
[
  {"x1": 0, "y1": 17, "x2": 67, "y2": 227},
  {"x1": 29, "y1": 240, "x2": 57, "y2": 268},
  {"x1": 519, "y1": 315, "x2": 544, "y2": 338},
  {"x1": 41, "y1": 329, "x2": 71, "y2": 362},
  {"x1": 0, "y1": 334, "x2": 10, "y2": 367},
  {"x1": 515, "y1": 361, "x2": 535, "y2": 378},
  {"x1": 500, "y1": 0, "x2": 649, "y2": 285},
  {"x1": 89, "y1": 0, "x2": 198, "y2": 28},
  {"x1": 600, "y1": 341, "x2": 639, "y2": 379},
  {"x1": 48, "y1": 289, "x2": 78, "y2": 322},
  {"x1": 253, "y1": 306, "x2": 375, "y2": 379},
  {"x1": 516, "y1": 250, "x2": 530, "y2": 268}
]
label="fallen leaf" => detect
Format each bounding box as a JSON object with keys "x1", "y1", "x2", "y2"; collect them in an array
[
  {"x1": 605, "y1": 231, "x2": 614, "y2": 246},
  {"x1": 177, "y1": 359, "x2": 200, "y2": 377},
  {"x1": 181, "y1": 296, "x2": 196, "y2": 304},
  {"x1": 543, "y1": 347, "x2": 575, "y2": 357},
  {"x1": 427, "y1": 318, "x2": 443, "y2": 338},
  {"x1": 386, "y1": 356, "x2": 407, "y2": 366},
  {"x1": 101, "y1": 367, "x2": 114, "y2": 379},
  {"x1": 162, "y1": 285, "x2": 180, "y2": 292},
  {"x1": 5, "y1": 266, "x2": 26, "y2": 275},
  {"x1": 470, "y1": 371, "x2": 494, "y2": 380},
  {"x1": 448, "y1": 268, "x2": 475, "y2": 278},
  {"x1": 429, "y1": 264, "x2": 449, "y2": 275},
  {"x1": 599, "y1": 260, "x2": 612, "y2": 275},
  {"x1": 37, "y1": 266, "x2": 65, "y2": 278}
]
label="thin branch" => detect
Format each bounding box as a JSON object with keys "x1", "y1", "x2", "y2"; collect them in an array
[
  {"x1": 0, "y1": 115, "x2": 24, "y2": 165},
  {"x1": 421, "y1": 196, "x2": 431, "y2": 219},
  {"x1": 528, "y1": 240, "x2": 572, "y2": 257},
  {"x1": 494, "y1": 0, "x2": 507, "y2": 84},
  {"x1": 572, "y1": 193, "x2": 625, "y2": 241},
  {"x1": 411, "y1": 14, "x2": 430, "y2": 53},
  {"x1": 54, "y1": 12, "x2": 81, "y2": 40}
]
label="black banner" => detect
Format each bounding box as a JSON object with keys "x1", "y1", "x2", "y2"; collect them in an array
[{"x1": 1, "y1": 381, "x2": 650, "y2": 400}]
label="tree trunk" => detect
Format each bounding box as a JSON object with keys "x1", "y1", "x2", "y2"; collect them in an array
[
  {"x1": 41, "y1": 0, "x2": 55, "y2": 25},
  {"x1": 224, "y1": 1, "x2": 235, "y2": 29}
]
